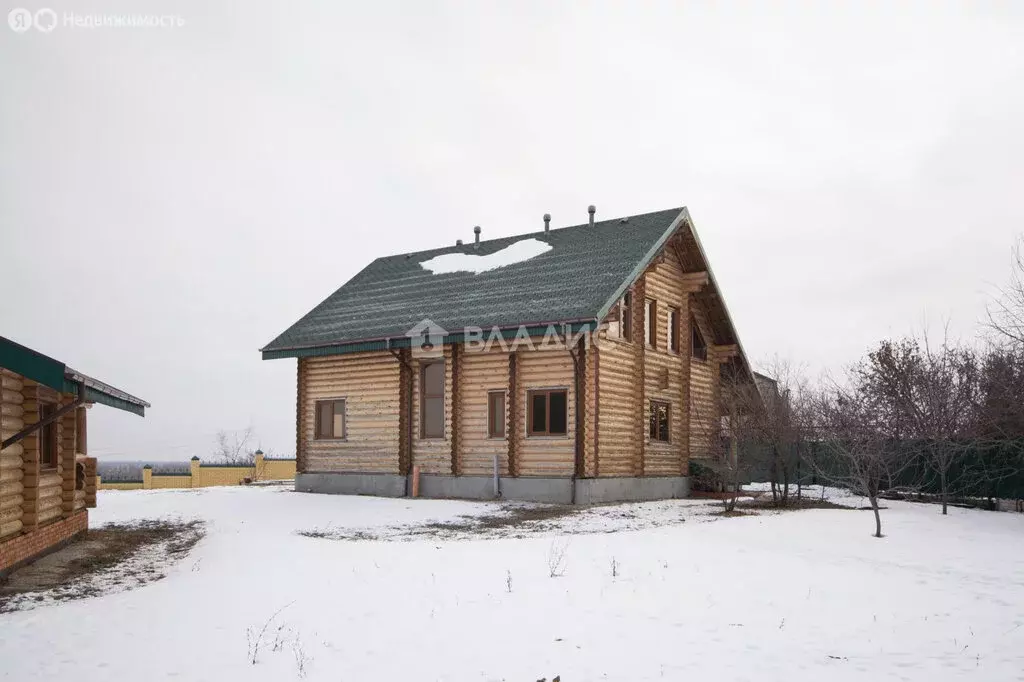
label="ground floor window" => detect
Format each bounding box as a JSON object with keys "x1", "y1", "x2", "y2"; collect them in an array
[
  {"x1": 487, "y1": 391, "x2": 506, "y2": 438},
  {"x1": 421, "y1": 361, "x2": 445, "y2": 439},
  {"x1": 649, "y1": 400, "x2": 670, "y2": 442},
  {"x1": 527, "y1": 389, "x2": 568, "y2": 436},
  {"x1": 39, "y1": 402, "x2": 59, "y2": 469},
  {"x1": 315, "y1": 399, "x2": 346, "y2": 439}
]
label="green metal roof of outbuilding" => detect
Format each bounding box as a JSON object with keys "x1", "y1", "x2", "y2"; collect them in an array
[
  {"x1": 261, "y1": 207, "x2": 689, "y2": 359},
  {"x1": 0, "y1": 336, "x2": 150, "y2": 417}
]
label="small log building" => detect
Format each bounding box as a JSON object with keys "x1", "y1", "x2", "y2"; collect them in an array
[
  {"x1": 262, "y1": 206, "x2": 754, "y2": 503},
  {"x1": 0, "y1": 337, "x2": 149, "y2": 574}
]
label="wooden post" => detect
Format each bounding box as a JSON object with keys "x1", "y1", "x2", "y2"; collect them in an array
[
  {"x1": 295, "y1": 358, "x2": 307, "y2": 474},
  {"x1": 450, "y1": 344, "x2": 461, "y2": 476},
  {"x1": 507, "y1": 351, "x2": 519, "y2": 477}
]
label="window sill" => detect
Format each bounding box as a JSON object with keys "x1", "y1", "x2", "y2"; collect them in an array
[{"x1": 525, "y1": 434, "x2": 570, "y2": 440}]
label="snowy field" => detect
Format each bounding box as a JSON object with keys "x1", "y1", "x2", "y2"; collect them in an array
[{"x1": 2, "y1": 485, "x2": 1023, "y2": 681}]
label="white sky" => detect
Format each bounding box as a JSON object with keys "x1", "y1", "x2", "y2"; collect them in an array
[{"x1": 2, "y1": 1, "x2": 1023, "y2": 461}]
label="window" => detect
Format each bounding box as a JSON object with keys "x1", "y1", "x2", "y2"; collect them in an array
[
  {"x1": 487, "y1": 391, "x2": 506, "y2": 438},
  {"x1": 620, "y1": 291, "x2": 632, "y2": 341},
  {"x1": 421, "y1": 361, "x2": 445, "y2": 438},
  {"x1": 691, "y1": 318, "x2": 707, "y2": 361},
  {"x1": 649, "y1": 401, "x2": 671, "y2": 442},
  {"x1": 527, "y1": 389, "x2": 568, "y2": 436},
  {"x1": 646, "y1": 299, "x2": 657, "y2": 347},
  {"x1": 315, "y1": 399, "x2": 346, "y2": 439},
  {"x1": 668, "y1": 307, "x2": 680, "y2": 353},
  {"x1": 39, "y1": 402, "x2": 58, "y2": 469}
]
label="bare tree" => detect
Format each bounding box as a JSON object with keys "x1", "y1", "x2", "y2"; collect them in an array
[
  {"x1": 809, "y1": 373, "x2": 913, "y2": 538},
  {"x1": 213, "y1": 427, "x2": 270, "y2": 482},
  {"x1": 987, "y1": 235, "x2": 1024, "y2": 346},
  {"x1": 753, "y1": 358, "x2": 812, "y2": 507},
  {"x1": 699, "y1": 364, "x2": 765, "y2": 513},
  {"x1": 857, "y1": 333, "x2": 984, "y2": 514}
]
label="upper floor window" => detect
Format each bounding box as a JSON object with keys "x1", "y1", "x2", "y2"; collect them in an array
[
  {"x1": 646, "y1": 299, "x2": 657, "y2": 348},
  {"x1": 691, "y1": 317, "x2": 708, "y2": 361},
  {"x1": 315, "y1": 399, "x2": 346, "y2": 439},
  {"x1": 668, "y1": 307, "x2": 680, "y2": 353},
  {"x1": 621, "y1": 291, "x2": 633, "y2": 341},
  {"x1": 421, "y1": 361, "x2": 445, "y2": 438}
]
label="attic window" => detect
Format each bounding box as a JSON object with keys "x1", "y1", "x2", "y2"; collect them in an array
[
  {"x1": 691, "y1": 317, "x2": 707, "y2": 361},
  {"x1": 621, "y1": 291, "x2": 632, "y2": 341}
]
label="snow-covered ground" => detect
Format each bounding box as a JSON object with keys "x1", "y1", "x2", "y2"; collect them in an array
[{"x1": 2, "y1": 485, "x2": 1023, "y2": 681}]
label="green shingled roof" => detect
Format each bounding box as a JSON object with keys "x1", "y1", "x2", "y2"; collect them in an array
[
  {"x1": 262, "y1": 207, "x2": 688, "y2": 359},
  {"x1": 0, "y1": 336, "x2": 150, "y2": 417}
]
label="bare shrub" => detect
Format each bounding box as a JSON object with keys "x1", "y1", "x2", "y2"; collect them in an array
[{"x1": 547, "y1": 538, "x2": 569, "y2": 577}]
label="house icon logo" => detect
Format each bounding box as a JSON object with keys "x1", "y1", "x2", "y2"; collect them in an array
[{"x1": 406, "y1": 319, "x2": 448, "y2": 357}]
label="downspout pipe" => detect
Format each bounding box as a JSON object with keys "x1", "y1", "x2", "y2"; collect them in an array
[
  {"x1": 387, "y1": 339, "x2": 415, "y2": 497},
  {"x1": 567, "y1": 335, "x2": 584, "y2": 505},
  {"x1": 1, "y1": 381, "x2": 86, "y2": 451}
]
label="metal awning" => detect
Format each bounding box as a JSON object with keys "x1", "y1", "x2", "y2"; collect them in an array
[{"x1": 0, "y1": 336, "x2": 150, "y2": 417}]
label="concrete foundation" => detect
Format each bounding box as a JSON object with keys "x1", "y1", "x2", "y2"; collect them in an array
[
  {"x1": 297, "y1": 472, "x2": 689, "y2": 504},
  {"x1": 573, "y1": 476, "x2": 689, "y2": 504},
  {"x1": 295, "y1": 472, "x2": 406, "y2": 497}
]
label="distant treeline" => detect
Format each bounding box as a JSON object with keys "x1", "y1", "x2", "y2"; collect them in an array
[{"x1": 98, "y1": 460, "x2": 190, "y2": 481}]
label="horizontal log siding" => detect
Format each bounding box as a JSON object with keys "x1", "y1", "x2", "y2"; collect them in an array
[
  {"x1": 411, "y1": 346, "x2": 454, "y2": 474},
  {"x1": 459, "y1": 349, "x2": 509, "y2": 476},
  {"x1": 642, "y1": 252, "x2": 688, "y2": 475},
  {"x1": 689, "y1": 304, "x2": 718, "y2": 458},
  {"x1": 0, "y1": 370, "x2": 25, "y2": 538},
  {"x1": 517, "y1": 349, "x2": 575, "y2": 476},
  {"x1": 594, "y1": 339, "x2": 637, "y2": 476},
  {"x1": 302, "y1": 352, "x2": 401, "y2": 473}
]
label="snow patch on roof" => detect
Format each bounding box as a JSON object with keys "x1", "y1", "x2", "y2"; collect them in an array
[{"x1": 419, "y1": 238, "x2": 553, "y2": 275}]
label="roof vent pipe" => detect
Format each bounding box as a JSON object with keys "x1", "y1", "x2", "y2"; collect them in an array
[
  {"x1": 473, "y1": 225, "x2": 481, "y2": 248},
  {"x1": 456, "y1": 239, "x2": 463, "y2": 246},
  {"x1": 588, "y1": 205, "x2": 596, "y2": 227},
  {"x1": 543, "y1": 213, "x2": 551, "y2": 234}
]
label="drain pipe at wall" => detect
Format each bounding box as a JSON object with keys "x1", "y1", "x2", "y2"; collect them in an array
[
  {"x1": 567, "y1": 332, "x2": 586, "y2": 505},
  {"x1": 387, "y1": 340, "x2": 415, "y2": 498}
]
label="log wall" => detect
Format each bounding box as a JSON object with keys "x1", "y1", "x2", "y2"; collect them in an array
[
  {"x1": 516, "y1": 348, "x2": 576, "y2": 476},
  {"x1": 594, "y1": 338, "x2": 637, "y2": 476},
  {"x1": 689, "y1": 304, "x2": 719, "y2": 459},
  {"x1": 458, "y1": 348, "x2": 509, "y2": 476},
  {"x1": 642, "y1": 250, "x2": 688, "y2": 475},
  {"x1": 0, "y1": 370, "x2": 25, "y2": 539},
  {"x1": 300, "y1": 351, "x2": 402, "y2": 472}
]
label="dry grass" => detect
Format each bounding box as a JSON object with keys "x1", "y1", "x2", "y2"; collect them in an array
[{"x1": 0, "y1": 520, "x2": 204, "y2": 611}]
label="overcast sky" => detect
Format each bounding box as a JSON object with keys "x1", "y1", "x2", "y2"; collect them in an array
[{"x1": 2, "y1": 1, "x2": 1022, "y2": 461}]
